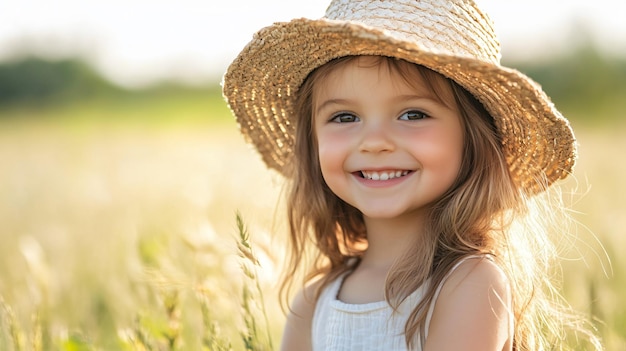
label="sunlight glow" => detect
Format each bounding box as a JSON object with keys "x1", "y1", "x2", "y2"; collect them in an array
[{"x1": 0, "y1": 0, "x2": 623, "y2": 87}]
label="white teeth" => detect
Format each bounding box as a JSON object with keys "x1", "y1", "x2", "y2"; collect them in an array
[{"x1": 361, "y1": 170, "x2": 410, "y2": 180}]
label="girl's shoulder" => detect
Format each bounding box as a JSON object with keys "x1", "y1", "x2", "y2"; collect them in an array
[
  {"x1": 442, "y1": 256, "x2": 509, "y2": 294},
  {"x1": 280, "y1": 279, "x2": 324, "y2": 351},
  {"x1": 425, "y1": 256, "x2": 512, "y2": 350}
]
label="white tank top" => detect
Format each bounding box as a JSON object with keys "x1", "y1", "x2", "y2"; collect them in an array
[{"x1": 311, "y1": 255, "x2": 486, "y2": 350}]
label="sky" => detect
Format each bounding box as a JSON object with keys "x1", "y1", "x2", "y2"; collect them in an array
[{"x1": 1, "y1": 0, "x2": 625, "y2": 88}]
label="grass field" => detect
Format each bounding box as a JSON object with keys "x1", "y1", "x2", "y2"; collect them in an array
[{"x1": 0, "y1": 93, "x2": 624, "y2": 350}]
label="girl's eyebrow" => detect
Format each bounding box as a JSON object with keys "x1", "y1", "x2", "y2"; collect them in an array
[
  {"x1": 395, "y1": 94, "x2": 450, "y2": 110},
  {"x1": 315, "y1": 94, "x2": 446, "y2": 115},
  {"x1": 395, "y1": 93, "x2": 438, "y2": 103},
  {"x1": 315, "y1": 98, "x2": 352, "y2": 115}
]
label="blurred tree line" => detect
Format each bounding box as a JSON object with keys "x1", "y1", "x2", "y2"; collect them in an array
[
  {"x1": 505, "y1": 44, "x2": 626, "y2": 123},
  {"x1": 0, "y1": 56, "x2": 123, "y2": 106},
  {"x1": 0, "y1": 41, "x2": 624, "y2": 123},
  {"x1": 0, "y1": 56, "x2": 223, "y2": 110}
]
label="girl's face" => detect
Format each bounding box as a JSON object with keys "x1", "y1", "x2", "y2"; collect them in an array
[{"x1": 313, "y1": 57, "x2": 464, "y2": 221}]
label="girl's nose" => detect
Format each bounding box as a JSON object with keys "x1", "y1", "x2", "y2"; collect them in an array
[{"x1": 358, "y1": 123, "x2": 395, "y2": 153}]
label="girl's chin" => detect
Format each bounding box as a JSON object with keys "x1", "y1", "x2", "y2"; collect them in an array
[{"x1": 359, "y1": 208, "x2": 419, "y2": 220}]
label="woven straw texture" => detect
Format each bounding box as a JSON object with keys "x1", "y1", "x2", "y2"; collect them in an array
[{"x1": 222, "y1": 0, "x2": 576, "y2": 194}]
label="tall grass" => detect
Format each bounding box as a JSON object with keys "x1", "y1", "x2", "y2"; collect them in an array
[
  {"x1": 1, "y1": 210, "x2": 276, "y2": 351},
  {"x1": 0, "y1": 98, "x2": 624, "y2": 350}
]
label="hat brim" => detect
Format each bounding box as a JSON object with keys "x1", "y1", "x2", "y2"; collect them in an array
[{"x1": 223, "y1": 18, "x2": 576, "y2": 194}]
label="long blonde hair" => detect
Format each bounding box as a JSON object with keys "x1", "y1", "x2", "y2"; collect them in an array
[{"x1": 280, "y1": 56, "x2": 601, "y2": 350}]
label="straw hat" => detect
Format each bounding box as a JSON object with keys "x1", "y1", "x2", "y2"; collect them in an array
[{"x1": 222, "y1": 0, "x2": 576, "y2": 194}]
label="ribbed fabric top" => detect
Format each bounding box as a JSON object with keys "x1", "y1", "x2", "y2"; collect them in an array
[
  {"x1": 312, "y1": 276, "x2": 426, "y2": 350},
  {"x1": 311, "y1": 255, "x2": 487, "y2": 350}
]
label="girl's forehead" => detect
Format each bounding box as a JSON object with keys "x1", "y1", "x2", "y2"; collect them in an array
[{"x1": 312, "y1": 56, "x2": 451, "y2": 106}]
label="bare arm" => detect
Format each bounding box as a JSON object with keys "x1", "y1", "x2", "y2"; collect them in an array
[
  {"x1": 424, "y1": 258, "x2": 513, "y2": 351},
  {"x1": 280, "y1": 284, "x2": 317, "y2": 351}
]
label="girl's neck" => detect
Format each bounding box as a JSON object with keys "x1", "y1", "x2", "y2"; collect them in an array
[
  {"x1": 337, "y1": 212, "x2": 428, "y2": 304},
  {"x1": 360, "y1": 213, "x2": 425, "y2": 269}
]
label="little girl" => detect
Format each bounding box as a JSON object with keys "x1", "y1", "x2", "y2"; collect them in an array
[{"x1": 223, "y1": 0, "x2": 601, "y2": 350}]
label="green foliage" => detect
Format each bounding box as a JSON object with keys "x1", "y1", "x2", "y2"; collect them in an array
[
  {"x1": 0, "y1": 57, "x2": 121, "y2": 106},
  {"x1": 506, "y1": 44, "x2": 626, "y2": 124},
  {"x1": 0, "y1": 56, "x2": 233, "y2": 127}
]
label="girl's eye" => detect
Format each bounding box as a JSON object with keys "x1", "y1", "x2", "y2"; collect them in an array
[
  {"x1": 330, "y1": 113, "x2": 360, "y2": 123},
  {"x1": 399, "y1": 110, "x2": 429, "y2": 121}
]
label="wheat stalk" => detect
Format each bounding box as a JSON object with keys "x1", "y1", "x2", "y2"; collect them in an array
[
  {"x1": 0, "y1": 295, "x2": 25, "y2": 351},
  {"x1": 236, "y1": 211, "x2": 274, "y2": 351}
]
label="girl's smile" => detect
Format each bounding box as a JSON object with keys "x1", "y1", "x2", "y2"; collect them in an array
[
  {"x1": 313, "y1": 56, "x2": 464, "y2": 220},
  {"x1": 358, "y1": 169, "x2": 412, "y2": 181},
  {"x1": 353, "y1": 169, "x2": 414, "y2": 189}
]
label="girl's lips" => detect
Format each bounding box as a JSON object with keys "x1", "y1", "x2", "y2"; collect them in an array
[
  {"x1": 351, "y1": 169, "x2": 415, "y2": 188},
  {"x1": 358, "y1": 170, "x2": 411, "y2": 181},
  {"x1": 352, "y1": 170, "x2": 414, "y2": 188}
]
